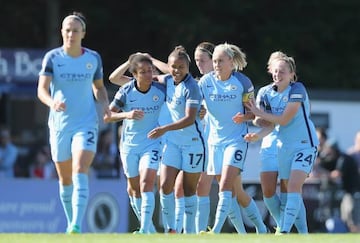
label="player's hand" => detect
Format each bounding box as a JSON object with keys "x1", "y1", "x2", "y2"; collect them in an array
[
  {"x1": 147, "y1": 127, "x2": 166, "y2": 139},
  {"x1": 52, "y1": 100, "x2": 66, "y2": 112},
  {"x1": 127, "y1": 110, "x2": 144, "y2": 120},
  {"x1": 244, "y1": 133, "x2": 260, "y2": 142},
  {"x1": 254, "y1": 118, "x2": 272, "y2": 127},
  {"x1": 199, "y1": 105, "x2": 207, "y2": 120},
  {"x1": 232, "y1": 112, "x2": 245, "y2": 124},
  {"x1": 244, "y1": 99, "x2": 261, "y2": 117}
]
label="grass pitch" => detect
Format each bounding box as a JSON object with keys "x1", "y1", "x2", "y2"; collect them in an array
[{"x1": 0, "y1": 233, "x2": 359, "y2": 243}]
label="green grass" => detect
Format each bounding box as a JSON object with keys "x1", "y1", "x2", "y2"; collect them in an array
[{"x1": 0, "y1": 233, "x2": 359, "y2": 243}]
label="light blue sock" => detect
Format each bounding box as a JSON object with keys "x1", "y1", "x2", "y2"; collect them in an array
[
  {"x1": 59, "y1": 183, "x2": 73, "y2": 228},
  {"x1": 140, "y1": 192, "x2": 155, "y2": 233},
  {"x1": 279, "y1": 192, "x2": 287, "y2": 230},
  {"x1": 228, "y1": 197, "x2": 246, "y2": 233},
  {"x1": 281, "y1": 192, "x2": 301, "y2": 233},
  {"x1": 263, "y1": 194, "x2": 281, "y2": 228},
  {"x1": 243, "y1": 198, "x2": 267, "y2": 233},
  {"x1": 195, "y1": 196, "x2": 210, "y2": 233},
  {"x1": 294, "y1": 199, "x2": 308, "y2": 234},
  {"x1": 160, "y1": 192, "x2": 176, "y2": 231},
  {"x1": 135, "y1": 196, "x2": 156, "y2": 233},
  {"x1": 184, "y1": 195, "x2": 197, "y2": 234},
  {"x1": 212, "y1": 191, "x2": 232, "y2": 233},
  {"x1": 71, "y1": 173, "x2": 89, "y2": 231},
  {"x1": 134, "y1": 197, "x2": 142, "y2": 219},
  {"x1": 129, "y1": 196, "x2": 141, "y2": 221},
  {"x1": 175, "y1": 197, "x2": 185, "y2": 233}
]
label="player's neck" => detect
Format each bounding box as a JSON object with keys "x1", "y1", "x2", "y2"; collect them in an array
[{"x1": 63, "y1": 46, "x2": 83, "y2": 58}]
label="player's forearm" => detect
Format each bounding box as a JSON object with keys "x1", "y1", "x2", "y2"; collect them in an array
[
  {"x1": 94, "y1": 86, "x2": 110, "y2": 110},
  {"x1": 109, "y1": 60, "x2": 131, "y2": 85},
  {"x1": 151, "y1": 58, "x2": 169, "y2": 74},
  {"x1": 37, "y1": 87, "x2": 54, "y2": 109}
]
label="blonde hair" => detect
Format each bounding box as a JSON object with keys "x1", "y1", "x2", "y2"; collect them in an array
[
  {"x1": 267, "y1": 51, "x2": 297, "y2": 81},
  {"x1": 214, "y1": 43, "x2": 247, "y2": 71},
  {"x1": 62, "y1": 12, "x2": 86, "y2": 31}
]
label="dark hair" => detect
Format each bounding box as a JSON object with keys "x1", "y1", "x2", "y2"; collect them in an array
[
  {"x1": 128, "y1": 53, "x2": 153, "y2": 74},
  {"x1": 195, "y1": 42, "x2": 215, "y2": 58},
  {"x1": 168, "y1": 45, "x2": 191, "y2": 65}
]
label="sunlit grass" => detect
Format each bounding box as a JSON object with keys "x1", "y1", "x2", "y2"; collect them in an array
[{"x1": 0, "y1": 233, "x2": 359, "y2": 243}]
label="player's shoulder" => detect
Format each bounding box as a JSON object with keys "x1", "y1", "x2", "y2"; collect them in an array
[
  {"x1": 198, "y1": 71, "x2": 214, "y2": 85},
  {"x1": 232, "y1": 71, "x2": 254, "y2": 91},
  {"x1": 291, "y1": 81, "x2": 305, "y2": 88},
  {"x1": 118, "y1": 79, "x2": 136, "y2": 93},
  {"x1": 258, "y1": 83, "x2": 274, "y2": 93},
  {"x1": 183, "y1": 74, "x2": 200, "y2": 89},
  {"x1": 43, "y1": 47, "x2": 64, "y2": 59},
  {"x1": 152, "y1": 81, "x2": 166, "y2": 93},
  {"x1": 290, "y1": 81, "x2": 307, "y2": 93}
]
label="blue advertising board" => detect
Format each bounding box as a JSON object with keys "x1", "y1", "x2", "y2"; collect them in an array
[{"x1": 0, "y1": 178, "x2": 129, "y2": 233}]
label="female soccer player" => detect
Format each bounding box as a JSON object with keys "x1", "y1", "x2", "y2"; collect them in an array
[
  {"x1": 194, "y1": 42, "x2": 246, "y2": 234},
  {"x1": 148, "y1": 46, "x2": 206, "y2": 233},
  {"x1": 198, "y1": 43, "x2": 267, "y2": 234},
  {"x1": 245, "y1": 51, "x2": 319, "y2": 234},
  {"x1": 253, "y1": 52, "x2": 309, "y2": 234},
  {"x1": 105, "y1": 53, "x2": 166, "y2": 234},
  {"x1": 37, "y1": 11, "x2": 110, "y2": 233}
]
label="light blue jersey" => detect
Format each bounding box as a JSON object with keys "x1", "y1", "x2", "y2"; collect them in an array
[
  {"x1": 163, "y1": 74, "x2": 205, "y2": 146},
  {"x1": 256, "y1": 85, "x2": 279, "y2": 172},
  {"x1": 198, "y1": 71, "x2": 254, "y2": 145},
  {"x1": 110, "y1": 79, "x2": 166, "y2": 153},
  {"x1": 260, "y1": 82, "x2": 319, "y2": 149},
  {"x1": 39, "y1": 47, "x2": 102, "y2": 132}
]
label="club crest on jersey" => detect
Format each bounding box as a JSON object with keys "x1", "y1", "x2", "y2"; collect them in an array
[
  {"x1": 153, "y1": 95, "x2": 159, "y2": 102},
  {"x1": 86, "y1": 63, "x2": 93, "y2": 69},
  {"x1": 230, "y1": 85, "x2": 237, "y2": 91},
  {"x1": 282, "y1": 96, "x2": 288, "y2": 102}
]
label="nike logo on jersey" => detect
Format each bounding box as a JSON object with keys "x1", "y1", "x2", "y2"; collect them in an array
[{"x1": 57, "y1": 64, "x2": 65, "y2": 67}]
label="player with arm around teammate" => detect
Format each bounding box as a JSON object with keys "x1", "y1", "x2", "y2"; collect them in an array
[
  {"x1": 198, "y1": 43, "x2": 267, "y2": 234},
  {"x1": 245, "y1": 51, "x2": 319, "y2": 234},
  {"x1": 148, "y1": 46, "x2": 206, "y2": 234}
]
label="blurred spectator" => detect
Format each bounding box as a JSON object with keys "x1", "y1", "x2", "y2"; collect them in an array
[
  {"x1": 347, "y1": 130, "x2": 360, "y2": 174},
  {"x1": 92, "y1": 128, "x2": 119, "y2": 178},
  {"x1": 0, "y1": 125, "x2": 18, "y2": 178},
  {"x1": 318, "y1": 139, "x2": 360, "y2": 232},
  {"x1": 310, "y1": 127, "x2": 328, "y2": 178},
  {"x1": 29, "y1": 144, "x2": 57, "y2": 179}
]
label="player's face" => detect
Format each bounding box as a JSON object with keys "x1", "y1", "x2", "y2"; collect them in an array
[
  {"x1": 133, "y1": 62, "x2": 153, "y2": 85},
  {"x1": 270, "y1": 60, "x2": 294, "y2": 87},
  {"x1": 61, "y1": 19, "x2": 85, "y2": 49},
  {"x1": 212, "y1": 49, "x2": 233, "y2": 80},
  {"x1": 168, "y1": 56, "x2": 189, "y2": 83},
  {"x1": 194, "y1": 50, "x2": 213, "y2": 75}
]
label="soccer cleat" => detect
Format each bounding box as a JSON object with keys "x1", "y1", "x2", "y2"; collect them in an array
[
  {"x1": 199, "y1": 230, "x2": 215, "y2": 235},
  {"x1": 274, "y1": 226, "x2": 281, "y2": 235},
  {"x1": 66, "y1": 224, "x2": 81, "y2": 234},
  {"x1": 168, "y1": 228, "x2": 177, "y2": 234},
  {"x1": 133, "y1": 229, "x2": 145, "y2": 234}
]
